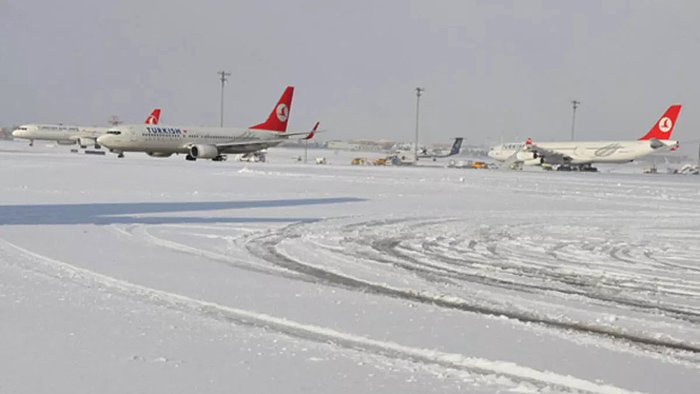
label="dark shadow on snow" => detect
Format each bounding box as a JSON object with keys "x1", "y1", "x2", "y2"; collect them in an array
[{"x1": 0, "y1": 197, "x2": 366, "y2": 226}]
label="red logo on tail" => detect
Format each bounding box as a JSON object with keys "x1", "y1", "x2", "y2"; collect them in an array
[
  {"x1": 145, "y1": 109, "x2": 161, "y2": 125},
  {"x1": 639, "y1": 105, "x2": 681, "y2": 140},
  {"x1": 250, "y1": 86, "x2": 294, "y2": 132}
]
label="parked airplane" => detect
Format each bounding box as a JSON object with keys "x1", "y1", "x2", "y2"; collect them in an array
[
  {"x1": 12, "y1": 109, "x2": 161, "y2": 148},
  {"x1": 487, "y1": 105, "x2": 681, "y2": 171},
  {"x1": 97, "y1": 86, "x2": 317, "y2": 160},
  {"x1": 417, "y1": 137, "x2": 463, "y2": 160}
]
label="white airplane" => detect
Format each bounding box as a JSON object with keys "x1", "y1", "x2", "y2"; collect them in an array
[
  {"x1": 97, "y1": 86, "x2": 317, "y2": 161},
  {"x1": 12, "y1": 109, "x2": 161, "y2": 148},
  {"x1": 488, "y1": 105, "x2": 682, "y2": 171},
  {"x1": 417, "y1": 137, "x2": 463, "y2": 160}
]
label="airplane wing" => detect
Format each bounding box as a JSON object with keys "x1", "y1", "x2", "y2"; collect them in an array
[
  {"x1": 213, "y1": 122, "x2": 321, "y2": 149},
  {"x1": 213, "y1": 140, "x2": 280, "y2": 149},
  {"x1": 524, "y1": 144, "x2": 571, "y2": 164},
  {"x1": 280, "y1": 121, "x2": 322, "y2": 139}
]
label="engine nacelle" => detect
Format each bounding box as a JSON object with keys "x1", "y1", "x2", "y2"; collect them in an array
[
  {"x1": 146, "y1": 152, "x2": 173, "y2": 158},
  {"x1": 522, "y1": 158, "x2": 543, "y2": 166},
  {"x1": 515, "y1": 151, "x2": 537, "y2": 161},
  {"x1": 78, "y1": 137, "x2": 99, "y2": 148},
  {"x1": 189, "y1": 144, "x2": 219, "y2": 159}
]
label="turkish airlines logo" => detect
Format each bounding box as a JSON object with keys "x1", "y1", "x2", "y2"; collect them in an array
[
  {"x1": 658, "y1": 117, "x2": 673, "y2": 133},
  {"x1": 276, "y1": 104, "x2": 289, "y2": 122},
  {"x1": 594, "y1": 143, "x2": 623, "y2": 157},
  {"x1": 146, "y1": 115, "x2": 157, "y2": 124}
]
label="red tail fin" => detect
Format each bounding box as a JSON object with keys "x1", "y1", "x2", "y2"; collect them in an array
[
  {"x1": 639, "y1": 105, "x2": 681, "y2": 140},
  {"x1": 250, "y1": 86, "x2": 294, "y2": 132},
  {"x1": 145, "y1": 109, "x2": 161, "y2": 125}
]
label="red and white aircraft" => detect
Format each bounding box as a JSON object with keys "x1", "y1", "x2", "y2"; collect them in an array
[
  {"x1": 488, "y1": 105, "x2": 682, "y2": 171},
  {"x1": 97, "y1": 86, "x2": 318, "y2": 160},
  {"x1": 12, "y1": 109, "x2": 161, "y2": 148}
]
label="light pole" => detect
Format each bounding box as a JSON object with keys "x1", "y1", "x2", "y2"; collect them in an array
[
  {"x1": 218, "y1": 70, "x2": 231, "y2": 127},
  {"x1": 414, "y1": 87, "x2": 425, "y2": 161},
  {"x1": 570, "y1": 99, "x2": 581, "y2": 141}
]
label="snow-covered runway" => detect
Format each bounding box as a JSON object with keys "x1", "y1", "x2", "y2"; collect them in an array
[{"x1": 1, "y1": 143, "x2": 698, "y2": 393}]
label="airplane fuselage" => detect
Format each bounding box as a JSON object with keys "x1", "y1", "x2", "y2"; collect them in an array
[
  {"x1": 97, "y1": 124, "x2": 288, "y2": 156},
  {"x1": 12, "y1": 124, "x2": 108, "y2": 145},
  {"x1": 488, "y1": 139, "x2": 679, "y2": 165}
]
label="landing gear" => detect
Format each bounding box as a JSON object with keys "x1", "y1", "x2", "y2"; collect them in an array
[
  {"x1": 117, "y1": 152, "x2": 124, "y2": 158},
  {"x1": 185, "y1": 154, "x2": 196, "y2": 161},
  {"x1": 212, "y1": 155, "x2": 227, "y2": 162},
  {"x1": 556, "y1": 164, "x2": 597, "y2": 172},
  {"x1": 578, "y1": 163, "x2": 598, "y2": 172},
  {"x1": 29, "y1": 140, "x2": 34, "y2": 147}
]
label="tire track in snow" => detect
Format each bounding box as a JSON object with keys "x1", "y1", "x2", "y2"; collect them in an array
[
  {"x1": 355, "y1": 219, "x2": 700, "y2": 319},
  {"x1": 0, "y1": 237, "x2": 639, "y2": 394},
  {"x1": 245, "y1": 220, "x2": 700, "y2": 355},
  {"x1": 398, "y1": 239, "x2": 700, "y2": 323}
]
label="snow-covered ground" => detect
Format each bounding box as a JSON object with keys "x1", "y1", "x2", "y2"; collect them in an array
[{"x1": 1, "y1": 140, "x2": 698, "y2": 393}]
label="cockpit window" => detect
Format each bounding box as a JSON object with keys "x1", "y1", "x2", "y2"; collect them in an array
[
  {"x1": 107, "y1": 131, "x2": 121, "y2": 135},
  {"x1": 19, "y1": 127, "x2": 27, "y2": 130}
]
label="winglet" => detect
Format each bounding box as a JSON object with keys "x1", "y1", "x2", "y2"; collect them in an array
[
  {"x1": 304, "y1": 122, "x2": 320, "y2": 140},
  {"x1": 250, "y1": 86, "x2": 294, "y2": 132},
  {"x1": 145, "y1": 109, "x2": 161, "y2": 125},
  {"x1": 639, "y1": 105, "x2": 681, "y2": 140}
]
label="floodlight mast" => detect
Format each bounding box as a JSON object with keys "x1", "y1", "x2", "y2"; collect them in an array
[
  {"x1": 218, "y1": 70, "x2": 231, "y2": 127},
  {"x1": 414, "y1": 87, "x2": 425, "y2": 161},
  {"x1": 571, "y1": 99, "x2": 581, "y2": 141}
]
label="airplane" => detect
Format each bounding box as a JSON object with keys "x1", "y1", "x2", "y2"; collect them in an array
[
  {"x1": 417, "y1": 137, "x2": 463, "y2": 160},
  {"x1": 97, "y1": 86, "x2": 318, "y2": 161},
  {"x1": 12, "y1": 109, "x2": 161, "y2": 149},
  {"x1": 487, "y1": 105, "x2": 682, "y2": 171}
]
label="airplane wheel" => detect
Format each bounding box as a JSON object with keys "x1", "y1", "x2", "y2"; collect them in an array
[
  {"x1": 117, "y1": 153, "x2": 124, "y2": 158},
  {"x1": 185, "y1": 154, "x2": 196, "y2": 161}
]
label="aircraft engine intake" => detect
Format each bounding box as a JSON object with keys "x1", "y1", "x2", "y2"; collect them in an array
[
  {"x1": 516, "y1": 151, "x2": 537, "y2": 161},
  {"x1": 78, "y1": 137, "x2": 98, "y2": 148},
  {"x1": 189, "y1": 144, "x2": 219, "y2": 159}
]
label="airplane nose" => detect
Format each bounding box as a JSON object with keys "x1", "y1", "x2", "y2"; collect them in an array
[{"x1": 12, "y1": 129, "x2": 24, "y2": 138}]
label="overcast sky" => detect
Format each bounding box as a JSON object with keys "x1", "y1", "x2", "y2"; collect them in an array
[{"x1": 2, "y1": 0, "x2": 699, "y2": 150}]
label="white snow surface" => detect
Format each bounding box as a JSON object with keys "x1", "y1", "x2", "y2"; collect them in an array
[{"x1": 1, "y1": 141, "x2": 699, "y2": 393}]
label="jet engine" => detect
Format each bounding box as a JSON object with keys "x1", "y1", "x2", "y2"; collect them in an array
[
  {"x1": 189, "y1": 144, "x2": 219, "y2": 159},
  {"x1": 77, "y1": 137, "x2": 99, "y2": 148},
  {"x1": 515, "y1": 151, "x2": 537, "y2": 161}
]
